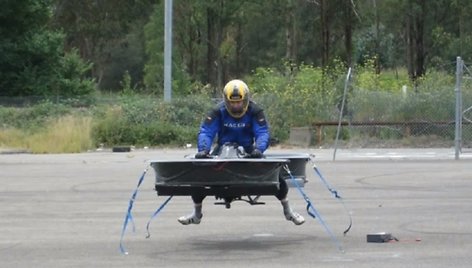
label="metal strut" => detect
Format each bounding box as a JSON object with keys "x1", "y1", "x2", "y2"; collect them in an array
[{"x1": 214, "y1": 195, "x2": 266, "y2": 208}]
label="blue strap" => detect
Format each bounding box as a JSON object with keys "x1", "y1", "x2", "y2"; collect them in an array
[
  {"x1": 311, "y1": 161, "x2": 352, "y2": 236},
  {"x1": 312, "y1": 162, "x2": 340, "y2": 198},
  {"x1": 119, "y1": 168, "x2": 148, "y2": 255},
  {"x1": 284, "y1": 165, "x2": 345, "y2": 253},
  {"x1": 145, "y1": 195, "x2": 173, "y2": 238}
]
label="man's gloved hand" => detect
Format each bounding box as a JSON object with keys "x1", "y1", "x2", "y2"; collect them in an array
[
  {"x1": 195, "y1": 150, "x2": 210, "y2": 159},
  {"x1": 249, "y1": 149, "x2": 263, "y2": 158}
]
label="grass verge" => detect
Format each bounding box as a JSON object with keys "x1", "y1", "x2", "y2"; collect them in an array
[{"x1": 0, "y1": 115, "x2": 93, "y2": 153}]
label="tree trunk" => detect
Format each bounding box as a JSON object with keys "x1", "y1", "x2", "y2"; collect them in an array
[
  {"x1": 406, "y1": 1, "x2": 415, "y2": 81},
  {"x1": 206, "y1": 7, "x2": 217, "y2": 87},
  {"x1": 344, "y1": 0, "x2": 354, "y2": 68},
  {"x1": 285, "y1": 0, "x2": 296, "y2": 63},
  {"x1": 320, "y1": 0, "x2": 330, "y2": 69},
  {"x1": 414, "y1": 0, "x2": 426, "y2": 78},
  {"x1": 406, "y1": 0, "x2": 426, "y2": 82},
  {"x1": 373, "y1": 0, "x2": 380, "y2": 74},
  {"x1": 206, "y1": 0, "x2": 226, "y2": 94},
  {"x1": 235, "y1": 22, "x2": 243, "y2": 77},
  {"x1": 215, "y1": 0, "x2": 224, "y2": 92}
]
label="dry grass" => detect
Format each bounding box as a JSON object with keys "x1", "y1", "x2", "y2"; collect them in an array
[
  {"x1": 0, "y1": 128, "x2": 27, "y2": 151},
  {"x1": 0, "y1": 115, "x2": 93, "y2": 153}
]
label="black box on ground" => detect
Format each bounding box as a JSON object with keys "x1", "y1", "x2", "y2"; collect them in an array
[
  {"x1": 367, "y1": 232, "x2": 392, "y2": 243},
  {"x1": 112, "y1": 146, "x2": 131, "y2": 152}
]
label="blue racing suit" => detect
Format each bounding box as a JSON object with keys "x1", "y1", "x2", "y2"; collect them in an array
[
  {"x1": 192, "y1": 101, "x2": 288, "y2": 203},
  {"x1": 197, "y1": 101, "x2": 270, "y2": 154}
]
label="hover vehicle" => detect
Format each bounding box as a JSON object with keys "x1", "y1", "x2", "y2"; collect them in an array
[
  {"x1": 151, "y1": 143, "x2": 310, "y2": 208},
  {"x1": 119, "y1": 144, "x2": 350, "y2": 254}
]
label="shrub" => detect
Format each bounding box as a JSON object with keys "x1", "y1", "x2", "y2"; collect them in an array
[
  {"x1": 91, "y1": 94, "x2": 210, "y2": 147},
  {"x1": 1, "y1": 61, "x2": 469, "y2": 152}
]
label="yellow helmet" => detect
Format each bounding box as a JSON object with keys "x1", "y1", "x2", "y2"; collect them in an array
[{"x1": 222, "y1": 79, "x2": 250, "y2": 118}]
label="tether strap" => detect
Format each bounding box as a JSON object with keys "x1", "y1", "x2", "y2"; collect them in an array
[
  {"x1": 119, "y1": 167, "x2": 148, "y2": 255},
  {"x1": 283, "y1": 165, "x2": 344, "y2": 253},
  {"x1": 312, "y1": 161, "x2": 352, "y2": 236},
  {"x1": 145, "y1": 195, "x2": 173, "y2": 238},
  {"x1": 311, "y1": 161, "x2": 353, "y2": 236}
]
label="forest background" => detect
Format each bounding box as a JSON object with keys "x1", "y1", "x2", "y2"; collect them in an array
[{"x1": 1, "y1": 0, "x2": 472, "y2": 153}]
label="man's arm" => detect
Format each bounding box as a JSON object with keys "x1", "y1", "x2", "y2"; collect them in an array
[
  {"x1": 252, "y1": 106, "x2": 270, "y2": 153},
  {"x1": 197, "y1": 108, "x2": 220, "y2": 152}
]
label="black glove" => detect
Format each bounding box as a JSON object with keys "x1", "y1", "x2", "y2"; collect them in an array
[
  {"x1": 249, "y1": 149, "x2": 263, "y2": 158},
  {"x1": 195, "y1": 150, "x2": 210, "y2": 159}
]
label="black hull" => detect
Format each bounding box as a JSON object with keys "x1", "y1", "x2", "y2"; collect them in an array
[
  {"x1": 151, "y1": 159, "x2": 287, "y2": 196},
  {"x1": 150, "y1": 153, "x2": 311, "y2": 196}
]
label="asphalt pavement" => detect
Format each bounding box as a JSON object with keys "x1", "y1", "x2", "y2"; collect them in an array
[{"x1": 1, "y1": 147, "x2": 471, "y2": 268}]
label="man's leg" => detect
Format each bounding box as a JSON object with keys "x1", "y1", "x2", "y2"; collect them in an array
[
  {"x1": 276, "y1": 179, "x2": 305, "y2": 225},
  {"x1": 178, "y1": 195, "x2": 205, "y2": 225}
]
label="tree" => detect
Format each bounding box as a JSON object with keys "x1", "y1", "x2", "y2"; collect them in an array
[
  {"x1": 138, "y1": 0, "x2": 472, "y2": 92},
  {"x1": 0, "y1": 0, "x2": 95, "y2": 97},
  {"x1": 52, "y1": 0, "x2": 155, "y2": 90}
]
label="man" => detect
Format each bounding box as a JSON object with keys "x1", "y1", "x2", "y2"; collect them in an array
[{"x1": 178, "y1": 79, "x2": 305, "y2": 226}]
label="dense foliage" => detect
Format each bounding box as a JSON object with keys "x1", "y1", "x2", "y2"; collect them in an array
[
  {"x1": 2, "y1": 65, "x2": 470, "y2": 152},
  {"x1": 2, "y1": 1, "x2": 472, "y2": 152},
  {"x1": 0, "y1": 0, "x2": 95, "y2": 97},
  {"x1": 4, "y1": 0, "x2": 472, "y2": 96}
]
